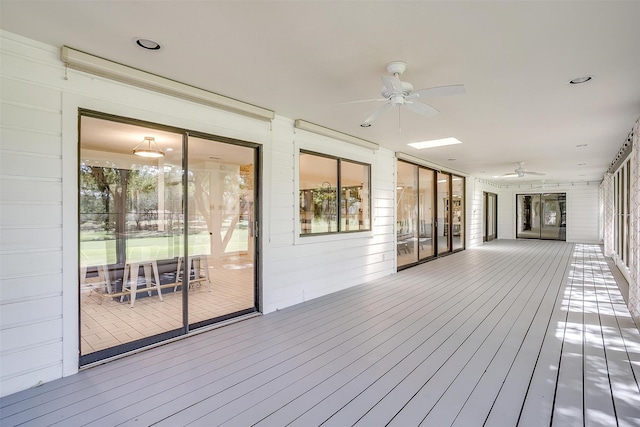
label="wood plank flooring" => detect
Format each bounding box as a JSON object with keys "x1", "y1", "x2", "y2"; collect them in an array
[{"x1": 2, "y1": 240, "x2": 639, "y2": 426}]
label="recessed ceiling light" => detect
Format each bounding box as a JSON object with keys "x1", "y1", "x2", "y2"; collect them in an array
[
  {"x1": 360, "y1": 123, "x2": 372, "y2": 128},
  {"x1": 578, "y1": 163, "x2": 587, "y2": 166},
  {"x1": 408, "y1": 137, "x2": 462, "y2": 150},
  {"x1": 569, "y1": 76, "x2": 592, "y2": 84},
  {"x1": 447, "y1": 158, "x2": 457, "y2": 161},
  {"x1": 576, "y1": 144, "x2": 588, "y2": 147},
  {"x1": 136, "y1": 38, "x2": 161, "y2": 50}
]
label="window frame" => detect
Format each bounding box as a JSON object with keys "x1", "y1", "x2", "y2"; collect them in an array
[{"x1": 298, "y1": 149, "x2": 372, "y2": 237}]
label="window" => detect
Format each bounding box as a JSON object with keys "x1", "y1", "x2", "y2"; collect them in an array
[{"x1": 299, "y1": 151, "x2": 370, "y2": 235}]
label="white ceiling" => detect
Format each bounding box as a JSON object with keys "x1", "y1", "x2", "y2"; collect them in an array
[{"x1": 2, "y1": 1, "x2": 639, "y2": 184}]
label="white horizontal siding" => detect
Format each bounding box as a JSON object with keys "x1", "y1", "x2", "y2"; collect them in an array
[
  {"x1": 466, "y1": 178, "x2": 506, "y2": 247},
  {"x1": 0, "y1": 30, "x2": 398, "y2": 397},
  {"x1": 499, "y1": 183, "x2": 600, "y2": 243},
  {"x1": 262, "y1": 119, "x2": 396, "y2": 313},
  {"x1": 0, "y1": 35, "x2": 65, "y2": 397}
]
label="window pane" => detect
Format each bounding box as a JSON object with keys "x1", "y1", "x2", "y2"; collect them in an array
[
  {"x1": 299, "y1": 153, "x2": 338, "y2": 234},
  {"x1": 340, "y1": 160, "x2": 370, "y2": 231}
]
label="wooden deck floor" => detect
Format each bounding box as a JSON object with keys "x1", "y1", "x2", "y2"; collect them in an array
[{"x1": 2, "y1": 240, "x2": 639, "y2": 426}]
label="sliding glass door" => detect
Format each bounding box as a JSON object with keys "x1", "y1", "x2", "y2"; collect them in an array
[
  {"x1": 397, "y1": 162, "x2": 418, "y2": 268},
  {"x1": 484, "y1": 192, "x2": 497, "y2": 242},
  {"x1": 397, "y1": 160, "x2": 464, "y2": 270},
  {"x1": 418, "y1": 168, "x2": 435, "y2": 260},
  {"x1": 437, "y1": 172, "x2": 451, "y2": 255},
  {"x1": 79, "y1": 112, "x2": 258, "y2": 365},
  {"x1": 516, "y1": 193, "x2": 566, "y2": 241}
]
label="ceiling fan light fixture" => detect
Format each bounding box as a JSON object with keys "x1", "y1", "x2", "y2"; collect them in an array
[
  {"x1": 133, "y1": 136, "x2": 164, "y2": 158},
  {"x1": 408, "y1": 137, "x2": 462, "y2": 150}
]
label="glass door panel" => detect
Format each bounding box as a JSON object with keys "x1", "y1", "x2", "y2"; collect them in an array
[
  {"x1": 541, "y1": 193, "x2": 566, "y2": 241},
  {"x1": 452, "y1": 175, "x2": 464, "y2": 251},
  {"x1": 516, "y1": 194, "x2": 541, "y2": 239},
  {"x1": 418, "y1": 168, "x2": 435, "y2": 260},
  {"x1": 484, "y1": 192, "x2": 497, "y2": 242},
  {"x1": 79, "y1": 116, "x2": 184, "y2": 364},
  {"x1": 437, "y1": 173, "x2": 451, "y2": 254},
  {"x1": 397, "y1": 161, "x2": 418, "y2": 267},
  {"x1": 186, "y1": 136, "x2": 257, "y2": 328},
  {"x1": 517, "y1": 193, "x2": 566, "y2": 241}
]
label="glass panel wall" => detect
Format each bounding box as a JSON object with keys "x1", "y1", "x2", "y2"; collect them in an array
[
  {"x1": 397, "y1": 161, "x2": 418, "y2": 267},
  {"x1": 79, "y1": 113, "x2": 258, "y2": 365},
  {"x1": 418, "y1": 168, "x2": 435, "y2": 260},
  {"x1": 516, "y1": 193, "x2": 566, "y2": 241},
  {"x1": 613, "y1": 158, "x2": 632, "y2": 270},
  {"x1": 437, "y1": 172, "x2": 451, "y2": 254},
  {"x1": 452, "y1": 175, "x2": 464, "y2": 251},
  {"x1": 186, "y1": 136, "x2": 256, "y2": 328},
  {"x1": 397, "y1": 160, "x2": 464, "y2": 269},
  {"x1": 540, "y1": 193, "x2": 566, "y2": 240}
]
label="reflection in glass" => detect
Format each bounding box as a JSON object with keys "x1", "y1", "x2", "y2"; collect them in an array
[
  {"x1": 452, "y1": 176, "x2": 464, "y2": 251},
  {"x1": 79, "y1": 116, "x2": 184, "y2": 361},
  {"x1": 340, "y1": 160, "x2": 370, "y2": 232},
  {"x1": 299, "y1": 152, "x2": 371, "y2": 234},
  {"x1": 397, "y1": 161, "x2": 418, "y2": 267},
  {"x1": 79, "y1": 115, "x2": 258, "y2": 364},
  {"x1": 437, "y1": 173, "x2": 451, "y2": 254},
  {"x1": 516, "y1": 193, "x2": 566, "y2": 241},
  {"x1": 418, "y1": 168, "x2": 434, "y2": 259},
  {"x1": 187, "y1": 137, "x2": 256, "y2": 328},
  {"x1": 299, "y1": 153, "x2": 338, "y2": 234}
]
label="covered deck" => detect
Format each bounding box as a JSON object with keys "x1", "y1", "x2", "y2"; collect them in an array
[{"x1": 1, "y1": 240, "x2": 639, "y2": 426}]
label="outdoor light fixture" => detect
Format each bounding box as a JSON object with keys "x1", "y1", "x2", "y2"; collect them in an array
[{"x1": 133, "y1": 136, "x2": 164, "y2": 158}]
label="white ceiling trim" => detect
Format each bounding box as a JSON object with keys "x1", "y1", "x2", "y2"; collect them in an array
[{"x1": 61, "y1": 46, "x2": 275, "y2": 121}]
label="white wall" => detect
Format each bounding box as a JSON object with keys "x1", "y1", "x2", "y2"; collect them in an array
[
  {"x1": 262, "y1": 119, "x2": 396, "y2": 312},
  {"x1": 0, "y1": 31, "x2": 397, "y2": 397},
  {"x1": 499, "y1": 182, "x2": 601, "y2": 243},
  {"x1": 466, "y1": 178, "x2": 506, "y2": 247},
  {"x1": 465, "y1": 178, "x2": 601, "y2": 246}
]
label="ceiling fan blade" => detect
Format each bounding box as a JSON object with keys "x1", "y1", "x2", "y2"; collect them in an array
[
  {"x1": 362, "y1": 102, "x2": 392, "y2": 125},
  {"x1": 403, "y1": 100, "x2": 439, "y2": 118},
  {"x1": 335, "y1": 98, "x2": 387, "y2": 106},
  {"x1": 524, "y1": 171, "x2": 546, "y2": 176},
  {"x1": 502, "y1": 173, "x2": 519, "y2": 178},
  {"x1": 382, "y1": 75, "x2": 404, "y2": 93},
  {"x1": 410, "y1": 84, "x2": 467, "y2": 99}
]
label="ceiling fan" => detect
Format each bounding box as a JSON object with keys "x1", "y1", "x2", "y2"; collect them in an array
[
  {"x1": 339, "y1": 61, "x2": 466, "y2": 129},
  {"x1": 502, "y1": 162, "x2": 546, "y2": 178}
]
